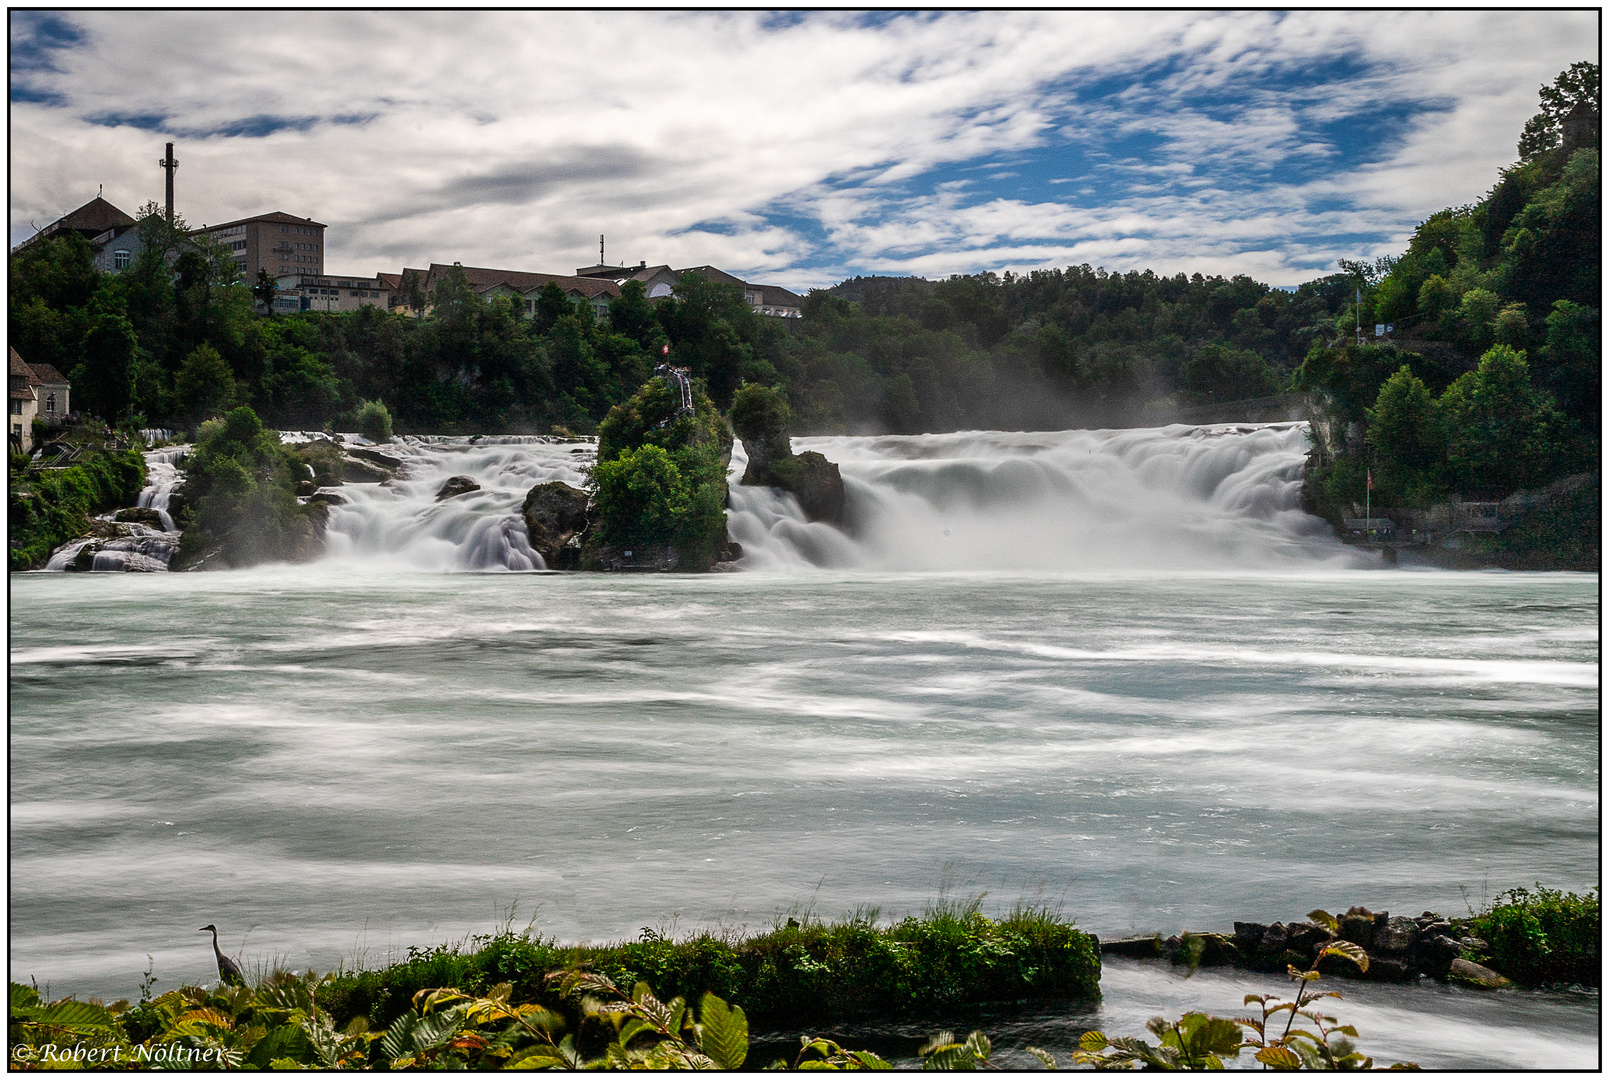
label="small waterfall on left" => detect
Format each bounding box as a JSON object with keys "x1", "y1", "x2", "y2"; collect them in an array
[{"x1": 42, "y1": 446, "x2": 188, "y2": 572}]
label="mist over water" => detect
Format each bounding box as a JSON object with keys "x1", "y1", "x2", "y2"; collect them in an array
[{"x1": 8, "y1": 425, "x2": 1598, "y2": 1068}]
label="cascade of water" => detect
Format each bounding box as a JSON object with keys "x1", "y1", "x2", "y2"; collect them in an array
[
  {"x1": 728, "y1": 422, "x2": 1356, "y2": 571},
  {"x1": 136, "y1": 448, "x2": 189, "y2": 532},
  {"x1": 317, "y1": 436, "x2": 595, "y2": 571},
  {"x1": 302, "y1": 423, "x2": 1349, "y2": 573}
]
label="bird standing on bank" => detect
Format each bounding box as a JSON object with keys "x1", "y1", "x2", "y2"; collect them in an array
[{"x1": 199, "y1": 924, "x2": 244, "y2": 986}]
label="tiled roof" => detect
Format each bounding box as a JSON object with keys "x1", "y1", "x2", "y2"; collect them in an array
[
  {"x1": 10, "y1": 347, "x2": 42, "y2": 385},
  {"x1": 376, "y1": 273, "x2": 404, "y2": 290},
  {"x1": 28, "y1": 363, "x2": 70, "y2": 385},
  {"x1": 677, "y1": 265, "x2": 748, "y2": 288},
  {"x1": 54, "y1": 197, "x2": 136, "y2": 235},
  {"x1": 756, "y1": 283, "x2": 803, "y2": 307},
  {"x1": 424, "y1": 264, "x2": 621, "y2": 299}
]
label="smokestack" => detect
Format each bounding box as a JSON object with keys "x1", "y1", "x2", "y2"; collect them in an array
[{"x1": 159, "y1": 142, "x2": 179, "y2": 223}]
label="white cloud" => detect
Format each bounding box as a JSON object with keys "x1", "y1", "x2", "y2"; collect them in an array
[{"x1": 8, "y1": 11, "x2": 1598, "y2": 289}]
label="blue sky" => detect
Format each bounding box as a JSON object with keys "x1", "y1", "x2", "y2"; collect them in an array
[{"x1": 9, "y1": 10, "x2": 1598, "y2": 290}]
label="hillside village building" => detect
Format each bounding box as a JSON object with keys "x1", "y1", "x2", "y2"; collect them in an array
[{"x1": 9, "y1": 348, "x2": 70, "y2": 452}]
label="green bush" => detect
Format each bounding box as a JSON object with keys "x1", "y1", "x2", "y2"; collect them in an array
[
  {"x1": 1468, "y1": 885, "x2": 1599, "y2": 986},
  {"x1": 354, "y1": 399, "x2": 393, "y2": 443},
  {"x1": 174, "y1": 405, "x2": 326, "y2": 569},
  {"x1": 319, "y1": 907, "x2": 1100, "y2": 1034}
]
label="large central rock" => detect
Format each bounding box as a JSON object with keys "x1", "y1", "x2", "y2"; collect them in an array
[{"x1": 522, "y1": 481, "x2": 591, "y2": 569}]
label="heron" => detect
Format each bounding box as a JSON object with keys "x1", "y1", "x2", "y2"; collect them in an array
[{"x1": 199, "y1": 924, "x2": 244, "y2": 986}]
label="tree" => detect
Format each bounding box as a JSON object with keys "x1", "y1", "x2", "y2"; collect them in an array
[
  {"x1": 72, "y1": 294, "x2": 141, "y2": 421},
  {"x1": 1518, "y1": 61, "x2": 1600, "y2": 160},
  {"x1": 1439, "y1": 345, "x2": 1578, "y2": 493},
  {"x1": 173, "y1": 342, "x2": 237, "y2": 422},
  {"x1": 253, "y1": 269, "x2": 279, "y2": 313}
]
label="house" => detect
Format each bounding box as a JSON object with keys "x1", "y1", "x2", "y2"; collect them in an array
[
  {"x1": 10, "y1": 348, "x2": 70, "y2": 452},
  {"x1": 13, "y1": 196, "x2": 136, "y2": 255},
  {"x1": 394, "y1": 264, "x2": 627, "y2": 321},
  {"x1": 192, "y1": 212, "x2": 326, "y2": 281}
]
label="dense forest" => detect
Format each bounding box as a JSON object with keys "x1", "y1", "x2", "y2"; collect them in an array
[{"x1": 10, "y1": 65, "x2": 1598, "y2": 514}]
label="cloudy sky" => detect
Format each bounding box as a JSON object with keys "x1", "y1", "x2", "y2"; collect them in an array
[{"x1": 9, "y1": 10, "x2": 1598, "y2": 290}]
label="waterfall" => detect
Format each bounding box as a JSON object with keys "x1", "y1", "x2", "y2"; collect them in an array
[
  {"x1": 137, "y1": 449, "x2": 188, "y2": 531},
  {"x1": 42, "y1": 446, "x2": 188, "y2": 571},
  {"x1": 728, "y1": 423, "x2": 1355, "y2": 571},
  {"x1": 300, "y1": 423, "x2": 1349, "y2": 573},
  {"x1": 318, "y1": 436, "x2": 594, "y2": 571}
]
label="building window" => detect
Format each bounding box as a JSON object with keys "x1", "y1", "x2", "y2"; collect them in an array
[
  {"x1": 44, "y1": 393, "x2": 55, "y2": 414},
  {"x1": 113, "y1": 249, "x2": 131, "y2": 269}
]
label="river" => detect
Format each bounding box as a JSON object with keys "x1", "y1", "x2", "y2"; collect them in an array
[{"x1": 9, "y1": 425, "x2": 1599, "y2": 1068}]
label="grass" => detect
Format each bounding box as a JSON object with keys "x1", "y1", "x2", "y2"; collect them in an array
[{"x1": 317, "y1": 903, "x2": 1100, "y2": 1033}]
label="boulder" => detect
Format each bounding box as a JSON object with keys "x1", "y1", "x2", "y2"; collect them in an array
[
  {"x1": 114, "y1": 507, "x2": 165, "y2": 528},
  {"x1": 1420, "y1": 934, "x2": 1462, "y2": 979},
  {"x1": 1374, "y1": 916, "x2": 1420, "y2": 955},
  {"x1": 1339, "y1": 908, "x2": 1378, "y2": 949},
  {"x1": 1366, "y1": 957, "x2": 1417, "y2": 983},
  {"x1": 1233, "y1": 921, "x2": 1269, "y2": 952},
  {"x1": 1283, "y1": 921, "x2": 1327, "y2": 956},
  {"x1": 522, "y1": 481, "x2": 591, "y2": 569},
  {"x1": 1101, "y1": 935, "x2": 1164, "y2": 959},
  {"x1": 165, "y1": 489, "x2": 189, "y2": 522},
  {"x1": 1448, "y1": 958, "x2": 1511, "y2": 989},
  {"x1": 348, "y1": 446, "x2": 405, "y2": 470},
  {"x1": 767, "y1": 450, "x2": 846, "y2": 525},
  {"x1": 341, "y1": 454, "x2": 394, "y2": 483},
  {"x1": 1259, "y1": 923, "x2": 1290, "y2": 955},
  {"x1": 296, "y1": 479, "x2": 318, "y2": 496},
  {"x1": 717, "y1": 540, "x2": 743, "y2": 563},
  {"x1": 435, "y1": 475, "x2": 481, "y2": 501},
  {"x1": 1171, "y1": 933, "x2": 1238, "y2": 967},
  {"x1": 309, "y1": 489, "x2": 349, "y2": 507}
]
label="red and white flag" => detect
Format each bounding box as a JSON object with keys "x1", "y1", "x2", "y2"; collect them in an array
[{"x1": 1366, "y1": 469, "x2": 1373, "y2": 491}]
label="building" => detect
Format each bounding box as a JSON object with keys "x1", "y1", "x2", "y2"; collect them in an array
[
  {"x1": 676, "y1": 265, "x2": 804, "y2": 318},
  {"x1": 192, "y1": 212, "x2": 326, "y2": 280},
  {"x1": 9, "y1": 349, "x2": 69, "y2": 451},
  {"x1": 273, "y1": 272, "x2": 389, "y2": 313},
  {"x1": 393, "y1": 264, "x2": 627, "y2": 320},
  {"x1": 13, "y1": 196, "x2": 136, "y2": 254},
  {"x1": 578, "y1": 261, "x2": 803, "y2": 317}
]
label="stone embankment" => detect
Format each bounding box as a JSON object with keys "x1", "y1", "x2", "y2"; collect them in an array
[{"x1": 1102, "y1": 905, "x2": 1512, "y2": 989}]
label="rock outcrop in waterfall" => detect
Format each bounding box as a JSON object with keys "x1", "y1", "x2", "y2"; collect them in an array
[{"x1": 730, "y1": 383, "x2": 845, "y2": 525}]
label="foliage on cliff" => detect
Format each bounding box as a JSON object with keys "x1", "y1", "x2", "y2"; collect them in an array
[
  {"x1": 587, "y1": 374, "x2": 732, "y2": 569},
  {"x1": 171, "y1": 406, "x2": 327, "y2": 568},
  {"x1": 7, "y1": 427, "x2": 145, "y2": 570},
  {"x1": 1299, "y1": 62, "x2": 1599, "y2": 516}
]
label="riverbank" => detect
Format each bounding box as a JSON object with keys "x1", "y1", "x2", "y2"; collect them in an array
[{"x1": 11, "y1": 888, "x2": 1596, "y2": 1070}]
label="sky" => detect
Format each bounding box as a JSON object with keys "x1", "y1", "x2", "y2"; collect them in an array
[{"x1": 8, "y1": 10, "x2": 1599, "y2": 291}]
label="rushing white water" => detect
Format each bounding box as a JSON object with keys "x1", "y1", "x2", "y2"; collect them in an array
[
  {"x1": 136, "y1": 448, "x2": 189, "y2": 532},
  {"x1": 318, "y1": 436, "x2": 593, "y2": 571},
  {"x1": 303, "y1": 423, "x2": 1356, "y2": 573},
  {"x1": 730, "y1": 423, "x2": 1355, "y2": 571}
]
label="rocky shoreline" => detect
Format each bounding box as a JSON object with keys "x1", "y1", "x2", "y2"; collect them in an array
[{"x1": 1102, "y1": 905, "x2": 1516, "y2": 990}]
